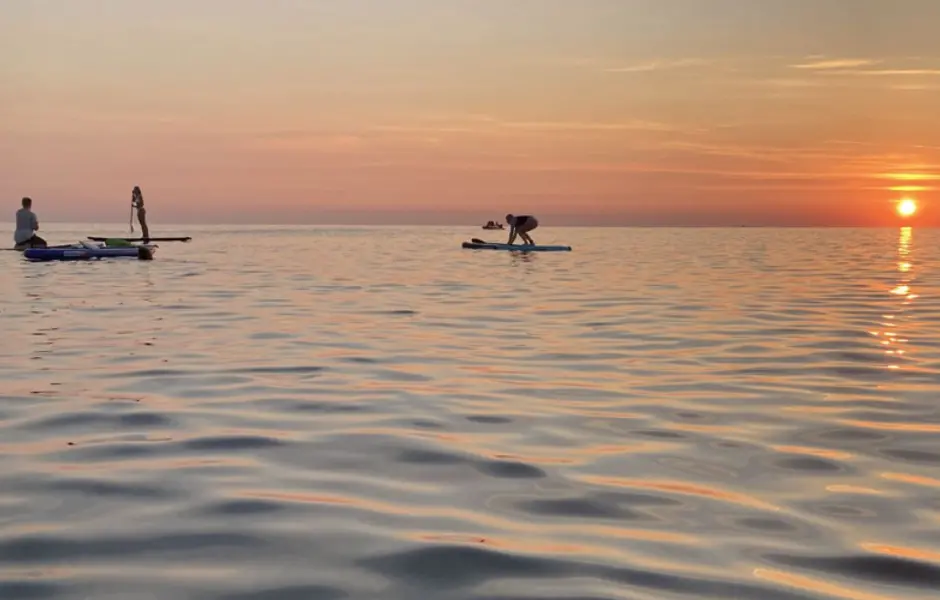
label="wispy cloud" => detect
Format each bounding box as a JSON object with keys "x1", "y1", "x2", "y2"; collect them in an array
[
  {"x1": 658, "y1": 139, "x2": 886, "y2": 166},
  {"x1": 496, "y1": 119, "x2": 694, "y2": 133},
  {"x1": 245, "y1": 115, "x2": 700, "y2": 154},
  {"x1": 791, "y1": 58, "x2": 880, "y2": 70},
  {"x1": 878, "y1": 185, "x2": 936, "y2": 192},
  {"x1": 833, "y1": 69, "x2": 940, "y2": 76},
  {"x1": 872, "y1": 172, "x2": 940, "y2": 181},
  {"x1": 891, "y1": 83, "x2": 940, "y2": 91},
  {"x1": 605, "y1": 58, "x2": 710, "y2": 73},
  {"x1": 791, "y1": 57, "x2": 940, "y2": 77}
]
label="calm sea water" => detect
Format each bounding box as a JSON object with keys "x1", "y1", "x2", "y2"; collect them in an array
[{"x1": 2, "y1": 224, "x2": 939, "y2": 600}]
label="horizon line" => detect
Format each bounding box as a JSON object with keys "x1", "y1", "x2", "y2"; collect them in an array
[{"x1": 7, "y1": 221, "x2": 931, "y2": 229}]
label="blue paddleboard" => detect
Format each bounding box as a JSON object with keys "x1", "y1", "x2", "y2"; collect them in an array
[
  {"x1": 23, "y1": 244, "x2": 156, "y2": 261},
  {"x1": 462, "y1": 240, "x2": 572, "y2": 252}
]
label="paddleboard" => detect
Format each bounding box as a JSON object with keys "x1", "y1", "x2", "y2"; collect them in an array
[
  {"x1": 462, "y1": 240, "x2": 572, "y2": 252},
  {"x1": 87, "y1": 236, "x2": 191, "y2": 242},
  {"x1": 24, "y1": 244, "x2": 156, "y2": 261}
]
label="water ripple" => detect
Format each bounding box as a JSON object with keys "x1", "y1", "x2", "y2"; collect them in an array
[{"x1": 2, "y1": 226, "x2": 940, "y2": 599}]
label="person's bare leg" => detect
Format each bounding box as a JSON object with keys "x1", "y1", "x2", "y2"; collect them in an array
[
  {"x1": 139, "y1": 213, "x2": 150, "y2": 243},
  {"x1": 521, "y1": 231, "x2": 535, "y2": 245}
]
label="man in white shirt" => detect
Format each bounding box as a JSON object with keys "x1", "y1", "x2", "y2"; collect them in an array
[{"x1": 14, "y1": 197, "x2": 47, "y2": 248}]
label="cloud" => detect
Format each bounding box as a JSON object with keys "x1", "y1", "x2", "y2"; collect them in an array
[
  {"x1": 496, "y1": 120, "x2": 694, "y2": 133},
  {"x1": 881, "y1": 185, "x2": 936, "y2": 192},
  {"x1": 840, "y1": 69, "x2": 940, "y2": 76},
  {"x1": 605, "y1": 58, "x2": 710, "y2": 73},
  {"x1": 791, "y1": 58, "x2": 880, "y2": 70},
  {"x1": 790, "y1": 57, "x2": 940, "y2": 77},
  {"x1": 873, "y1": 172, "x2": 940, "y2": 181},
  {"x1": 657, "y1": 139, "x2": 883, "y2": 166},
  {"x1": 891, "y1": 83, "x2": 940, "y2": 91}
]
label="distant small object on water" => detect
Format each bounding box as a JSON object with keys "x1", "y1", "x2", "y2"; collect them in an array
[{"x1": 482, "y1": 220, "x2": 505, "y2": 230}]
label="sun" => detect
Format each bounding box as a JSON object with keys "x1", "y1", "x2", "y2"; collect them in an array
[{"x1": 897, "y1": 198, "x2": 918, "y2": 218}]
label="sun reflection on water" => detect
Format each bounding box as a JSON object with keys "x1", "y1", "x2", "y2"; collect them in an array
[{"x1": 878, "y1": 227, "x2": 916, "y2": 369}]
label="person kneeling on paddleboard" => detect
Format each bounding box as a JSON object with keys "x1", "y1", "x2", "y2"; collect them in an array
[
  {"x1": 14, "y1": 197, "x2": 47, "y2": 249},
  {"x1": 505, "y1": 214, "x2": 538, "y2": 245},
  {"x1": 132, "y1": 186, "x2": 150, "y2": 243}
]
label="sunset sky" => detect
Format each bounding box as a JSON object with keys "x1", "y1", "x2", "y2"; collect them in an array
[{"x1": 2, "y1": 0, "x2": 939, "y2": 226}]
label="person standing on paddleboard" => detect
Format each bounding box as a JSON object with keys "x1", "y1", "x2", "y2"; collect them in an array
[
  {"x1": 505, "y1": 214, "x2": 538, "y2": 245},
  {"x1": 14, "y1": 197, "x2": 47, "y2": 248},
  {"x1": 132, "y1": 186, "x2": 150, "y2": 243}
]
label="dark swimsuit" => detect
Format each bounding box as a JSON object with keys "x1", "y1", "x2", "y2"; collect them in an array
[{"x1": 512, "y1": 215, "x2": 531, "y2": 227}]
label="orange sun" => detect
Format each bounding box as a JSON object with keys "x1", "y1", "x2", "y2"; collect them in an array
[{"x1": 897, "y1": 198, "x2": 918, "y2": 217}]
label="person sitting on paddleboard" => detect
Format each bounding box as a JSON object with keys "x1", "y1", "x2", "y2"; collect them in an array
[
  {"x1": 14, "y1": 197, "x2": 47, "y2": 248},
  {"x1": 505, "y1": 214, "x2": 538, "y2": 245},
  {"x1": 132, "y1": 186, "x2": 150, "y2": 243}
]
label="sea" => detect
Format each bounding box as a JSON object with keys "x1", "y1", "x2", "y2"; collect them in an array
[{"x1": 2, "y1": 224, "x2": 939, "y2": 600}]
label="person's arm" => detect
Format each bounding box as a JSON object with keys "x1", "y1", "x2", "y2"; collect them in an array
[
  {"x1": 506, "y1": 225, "x2": 516, "y2": 245},
  {"x1": 31, "y1": 214, "x2": 39, "y2": 231}
]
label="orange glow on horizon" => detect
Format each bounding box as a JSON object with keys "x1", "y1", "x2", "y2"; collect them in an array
[{"x1": 3, "y1": 4, "x2": 940, "y2": 225}]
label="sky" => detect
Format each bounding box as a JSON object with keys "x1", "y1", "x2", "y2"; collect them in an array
[{"x1": 2, "y1": 0, "x2": 940, "y2": 226}]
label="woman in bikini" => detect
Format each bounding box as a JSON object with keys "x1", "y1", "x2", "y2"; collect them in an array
[{"x1": 505, "y1": 214, "x2": 538, "y2": 245}]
